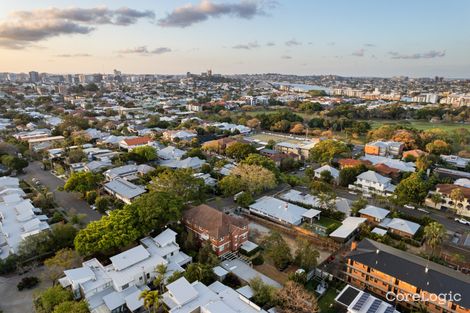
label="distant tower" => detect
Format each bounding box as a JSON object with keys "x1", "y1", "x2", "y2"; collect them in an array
[
  {"x1": 29, "y1": 71, "x2": 39, "y2": 83},
  {"x1": 207, "y1": 69, "x2": 212, "y2": 77}
]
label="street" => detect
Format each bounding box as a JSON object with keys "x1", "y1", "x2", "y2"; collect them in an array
[{"x1": 20, "y1": 161, "x2": 102, "y2": 223}]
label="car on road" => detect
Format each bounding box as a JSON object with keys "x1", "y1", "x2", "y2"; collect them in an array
[
  {"x1": 404, "y1": 204, "x2": 415, "y2": 210},
  {"x1": 348, "y1": 191, "x2": 358, "y2": 195},
  {"x1": 91, "y1": 205, "x2": 97, "y2": 210},
  {"x1": 454, "y1": 218, "x2": 470, "y2": 226},
  {"x1": 417, "y1": 208, "x2": 430, "y2": 214}
]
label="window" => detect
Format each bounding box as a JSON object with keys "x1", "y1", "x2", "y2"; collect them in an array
[{"x1": 121, "y1": 283, "x2": 129, "y2": 290}]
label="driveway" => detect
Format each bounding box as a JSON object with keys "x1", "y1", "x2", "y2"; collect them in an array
[{"x1": 20, "y1": 161, "x2": 102, "y2": 223}]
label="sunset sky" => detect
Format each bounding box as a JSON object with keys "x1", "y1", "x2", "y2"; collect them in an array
[{"x1": 0, "y1": 0, "x2": 469, "y2": 77}]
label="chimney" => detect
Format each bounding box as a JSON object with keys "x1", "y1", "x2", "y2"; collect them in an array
[{"x1": 350, "y1": 241, "x2": 358, "y2": 251}]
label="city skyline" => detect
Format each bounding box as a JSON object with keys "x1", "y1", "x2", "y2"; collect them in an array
[{"x1": 1, "y1": 0, "x2": 469, "y2": 77}]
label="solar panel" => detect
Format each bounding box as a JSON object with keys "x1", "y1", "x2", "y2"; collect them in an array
[
  {"x1": 352, "y1": 293, "x2": 370, "y2": 311},
  {"x1": 366, "y1": 299, "x2": 381, "y2": 313},
  {"x1": 383, "y1": 306, "x2": 394, "y2": 313}
]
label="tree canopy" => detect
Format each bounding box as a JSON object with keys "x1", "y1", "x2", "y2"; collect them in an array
[{"x1": 309, "y1": 139, "x2": 350, "y2": 164}]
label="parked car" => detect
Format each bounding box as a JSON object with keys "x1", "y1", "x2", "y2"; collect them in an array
[
  {"x1": 417, "y1": 208, "x2": 430, "y2": 214},
  {"x1": 454, "y1": 218, "x2": 470, "y2": 226},
  {"x1": 404, "y1": 204, "x2": 415, "y2": 210}
]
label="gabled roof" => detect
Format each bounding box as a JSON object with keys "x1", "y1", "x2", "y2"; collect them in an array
[
  {"x1": 436, "y1": 184, "x2": 470, "y2": 198},
  {"x1": 347, "y1": 239, "x2": 470, "y2": 308},
  {"x1": 357, "y1": 170, "x2": 390, "y2": 185},
  {"x1": 382, "y1": 218, "x2": 420, "y2": 235},
  {"x1": 183, "y1": 204, "x2": 248, "y2": 239},
  {"x1": 166, "y1": 277, "x2": 199, "y2": 306},
  {"x1": 359, "y1": 205, "x2": 390, "y2": 220},
  {"x1": 122, "y1": 136, "x2": 151, "y2": 146}
]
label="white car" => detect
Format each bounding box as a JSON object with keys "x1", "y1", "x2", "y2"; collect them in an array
[
  {"x1": 348, "y1": 191, "x2": 358, "y2": 195},
  {"x1": 455, "y1": 218, "x2": 470, "y2": 226},
  {"x1": 417, "y1": 208, "x2": 430, "y2": 214},
  {"x1": 404, "y1": 204, "x2": 415, "y2": 210}
]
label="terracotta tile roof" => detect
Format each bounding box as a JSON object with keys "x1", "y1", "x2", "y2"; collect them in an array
[
  {"x1": 122, "y1": 136, "x2": 151, "y2": 146},
  {"x1": 403, "y1": 149, "x2": 427, "y2": 158},
  {"x1": 338, "y1": 158, "x2": 371, "y2": 168},
  {"x1": 374, "y1": 163, "x2": 399, "y2": 176},
  {"x1": 436, "y1": 184, "x2": 470, "y2": 198},
  {"x1": 183, "y1": 204, "x2": 248, "y2": 239}
]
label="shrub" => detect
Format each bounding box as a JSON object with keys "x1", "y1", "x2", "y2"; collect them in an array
[
  {"x1": 17, "y1": 276, "x2": 40, "y2": 291},
  {"x1": 252, "y1": 254, "x2": 264, "y2": 266}
]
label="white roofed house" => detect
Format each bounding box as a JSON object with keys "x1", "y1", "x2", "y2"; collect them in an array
[
  {"x1": 104, "y1": 178, "x2": 146, "y2": 204},
  {"x1": 104, "y1": 164, "x2": 155, "y2": 181},
  {"x1": 60, "y1": 229, "x2": 191, "y2": 313},
  {"x1": 358, "y1": 205, "x2": 390, "y2": 224},
  {"x1": 162, "y1": 130, "x2": 197, "y2": 143},
  {"x1": 379, "y1": 218, "x2": 421, "y2": 239},
  {"x1": 349, "y1": 170, "x2": 396, "y2": 197},
  {"x1": 157, "y1": 146, "x2": 186, "y2": 161},
  {"x1": 314, "y1": 164, "x2": 340, "y2": 183},
  {"x1": 160, "y1": 157, "x2": 206, "y2": 170}
]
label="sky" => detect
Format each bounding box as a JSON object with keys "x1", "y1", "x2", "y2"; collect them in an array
[{"x1": 0, "y1": 0, "x2": 469, "y2": 77}]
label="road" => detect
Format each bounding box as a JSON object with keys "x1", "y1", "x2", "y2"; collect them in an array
[{"x1": 20, "y1": 161, "x2": 102, "y2": 223}]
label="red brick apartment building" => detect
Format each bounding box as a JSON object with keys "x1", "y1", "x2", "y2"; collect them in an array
[
  {"x1": 345, "y1": 239, "x2": 470, "y2": 313},
  {"x1": 182, "y1": 204, "x2": 249, "y2": 256}
]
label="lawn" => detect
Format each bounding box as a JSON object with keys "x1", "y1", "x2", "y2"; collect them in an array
[
  {"x1": 314, "y1": 217, "x2": 342, "y2": 229},
  {"x1": 317, "y1": 287, "x2": 339, "y2": 313},
  {"x1": 247, "y1": 132, "x2": 307, "y2": 144},
  {"x1": 367, "y1": 119, "x2": 470, "y2": 132}
]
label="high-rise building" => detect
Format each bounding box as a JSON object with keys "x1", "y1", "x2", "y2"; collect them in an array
[{"x1": 29, "y1": 71, "x2": 39, "y2": 83}]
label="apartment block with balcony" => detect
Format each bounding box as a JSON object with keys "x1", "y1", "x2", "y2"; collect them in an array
[
  {"x1": 425, "y1": 184, "x2": 470, "y2": 218},
  {"x1": 345, "y1": 239, "x2": 470, "y2": 313},
  {"x1": 365, "y1": 141, "x2": 404, "y2": 158}
]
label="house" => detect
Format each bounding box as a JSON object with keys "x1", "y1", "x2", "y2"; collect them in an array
[
  {"x1": 160, "y1": 157, "x2": 206, "y2": 170},
  {"x1": 157, "y1": 146, "x2": 185, "y2": 160},
  {"x1": 183, "y1": 204, "x2": 249, "y2": 256},
  {"x1": 359, "y1": 205, "x2": 390, "y2": 224},
  {"x1": 338, "y1": 158, "x2": 371, "y2": 169},
  {"x1": 364, "y1": 141, "x2": 404, "y2": 158},
  {"x1": 361, "y1": 155, "x2": 415, "y2": 173},
  {"x1": 248, "y1": 196, "x2": 320, "y2": 226},
  {"x1": 345, "y1": 239, "x2": 470, "y2": 313},
  {"x1": 104, "y1": 164, "x2": 155, "y2": 181},
  {"x1": 162, "y1": 277, "x2": 268, "y2": 313},
  {"x1": 104, "y1": 178, "x2": 146, "y2": 204},
  {"x1": 163, "y1": 130, "x2": 197, "y2": 142},
  {"x1": 335, "y1": 285, "x2": 399, "y2": 313},
  {"x1": 379, "y1": 218, "x2": 420, "y2": 238},
  {"x1": 210, "y1": 122, "x2": 251, "y2": 134},
  {"x1": 402, "y1": 149, "x2": 427, "y2": 160},
  {"x1": 119, "y1": 136, "x2": 153, "y2": 151},
  {"x1": 0, "y1": 177, "x2": 50, "y2": 259},
  {"x1": 441, "y1": 155, "x2": 470, "y2": 169},
  {"x1": 349, "y1": 170, "x2": 396, "y2": 196},
  {"x1": 425, "y1": 184, "x2": 470, "y2": 217},
  {"x1": 202, "y1": 137, "x2": 238, "y2": 154},
  {"x1": 274, "y1": 138, "x2": 323, "y2": 160},
  {"x1": 329, "y1": 217, "x2": 367, "y2": 242},
  {"x1": 60, "y1": 229, "x2": 191, "y2": 313},
  {"x1": 314, "y1": 165, "x2": 340, "y2": 183}
]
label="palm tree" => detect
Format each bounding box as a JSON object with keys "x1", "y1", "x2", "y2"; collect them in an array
[
  {"x1": 430, "y1": 192, "x2": 442, "y2": 208},
  {"x1": 153, "y1": 264, "x2": 168, "y2": 293},
  {"x1": 423, "y1": 222, "x2": 446, "y2": 257},
  {"x1": 450, "y1": 188, "x2": 464, "y2": 214},
  {"x1": 139, "y1": 290, "x2": 160, "y2": 313}
]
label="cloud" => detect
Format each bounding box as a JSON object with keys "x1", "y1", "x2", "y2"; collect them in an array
[
  {"x1": 232, "y1": 41, "x2": 260, "y2": 49},
  {"x1": 118, "y1": 46, "x2": 171, "y2": 55},
  {"x1": 0, "y1": 6, "x2": 155, "y2": 48},
  {"x1": 352, "y1": 48, "x2": 365, "y2": 57},
  {"x1": 266, "y1": 41, "x2": 275, "y2": 46},
  {"x1": 364, "y1": 43, "x2": 375, "y2": 47},
  {"x1": 281, "y1": 55, "x2": 292, "y2": 59},
  {"x1": 285, "y1": 38, "x2": 301, "y2": 46},
  {"x1": 158, "y1": 0, "x2": 274, "y2": 28},
  {"x1": 56, "y1": 53, "x2": 91, "y2": 57},
  {"x1": 388, "y1": 50, "x2": 446, "y2": 59}
]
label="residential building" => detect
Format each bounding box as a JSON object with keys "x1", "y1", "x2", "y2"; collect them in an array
[
  {"x1": 361, "y1": 155, "x2": 416, "y2": 173},
  {"x1": 0, "y1": 177, "x2": 50, "y2": 259},
  {"x1": 162, "y1": 277, "x2": 268, "y2": 313},
  {"x1": 365, "y1": 141, "x2": 404, "y2": 158},
  {"x1": 441, "y1": 155, "x2": 470, "y2": 169},
  {"x1": 274, "y1": 138, "x2": 323, "y2": 160},
  {"x1": 329, "y1": 217, "x2": 367, "y2": 242},
  {"x1": 104, "y1": 164, "x2": 155, "y2": 181},
  {"x1": 60, "y1": 229, "x2": 191, "y2": 313},
  {"x1": 379, "y1": 218, "x2": 421, "y2": 239},
  {"x1": 335, "y1": 285, "x2": 399, "y2": 313},
  {"x1": 345, "y1": 239, "x2": 470, "y2": 313},
  {"x1": 160, "y1": 157, "x2": 206, "y2": 170},
  {"x1": 314, "y1": 164, "x2": 340, "y2": 183},
  {"x1": 402, "y1": 149, "x2": 427, "y2": 160},
  {"x1": 338, "y1": 158, "x2": 371, "y2": 169},
  {"x1": 119, "y1": 136, "x2": 153, "y2": 151},
  {"x1": 349, "y1": 170, "x2": 396, "y2": 196},
  {"x1": 425, "y1": 184, "x2": 470, "y2": 217},
  {"x1": 157, "y1": 146, "x2": 185, "y2": 160},
  {"x1": 248, "y1": 196, "x2": 320, "y2": 226},
  {"x1": 359, "y1": 205, "x2": 390, "y2": 224},
  {"x1": 162, "y1": 130, "x2": 197, "y2": 142},
  {"x1": 104, "y1": 178, "x2": 146, "y2": 204},
  {"x1": 182, "y1": 204, "x2": 249, "y2": 256}
]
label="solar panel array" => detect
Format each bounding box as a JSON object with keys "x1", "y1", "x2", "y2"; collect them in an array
[
  {"x1": 352, "y1": 293, "x2": 370, "y2": 311},
  {"x1": 383, "y1": 306, "x2": 394, "y2": 313},
  {"x1": 366, "y1": 299, "x2": 382, "y2": 313}
]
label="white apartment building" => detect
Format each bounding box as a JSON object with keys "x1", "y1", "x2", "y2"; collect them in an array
[
  {"x1": 349, "y1": 170, "x2": 396, "y2": 197},
  {"x1": 0, "y1": 177, "x2": 50, "y2": 259},
  {"x1": 60, "y1": 229, "x2": 192, "y2": 313}
]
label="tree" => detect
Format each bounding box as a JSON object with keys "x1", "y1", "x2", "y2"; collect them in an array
[
  {"x1": 152, "y1": 264, "x2": 168, "y2": 293},
  {"x1": 235, "y1": 191, "x2": 254, "y2": 207},
  {"x1": 67, "y1": 149, "x2": 86, "y2": 163},
  {"x1": 276, "y1": 281, "x2": 319, "y2": 313},
  {"x1": 310, "y1": 180, "x2": 333, "y2": 195},
  {"x1": 416, "y1": 155, "x2": 434, "y2": 171},
  {"x1": 423, "y1": 222, "x2": 446, "y2": 256},
  {"x1": 262, "y1": 231, "x2": 292, "y2": 269},
  {"x1": 241, "y1": 153, "x2": 278, "y2": 175},
  {"x1": 294, "y1": 238, "x2": 320, "y2": 271},
  {"x1": 150, "y1": 168, "x2": 205, "y2": 203},
  {"x1": 309, "y1": 139, "x2": 351, "y2": 164},
  {"x1": 1, "y1": 155, "x2": 28, "y2": 173},
  {"x1": 222, "y1": 164, "x2": 276, "y2": 195},
  {"x1": 425, "y1": 139, "x2": 451, "y2": 155},
  {"x1": 339, "y1": 165, "x2": 367, "y2": 187},
  {"x1": 290, "y1": 123, "x2": 305, "y2": 134},
  {"x1": 34, "y1": 286, "x2": 73, "y2": 313},
  {"x1": 394, "y1": 172, "x2": 431, "y2": 205},
  {"x1": 64, "y1": 172, "x2": 102, "y2": 197},
  {"x1": 197, "y1": 241, "x2": 219, "y2": 266},
  {"x1": 52, "y1": 301, "x2": 89, "y2": 313},
  {"x1": 94, "y1": 196, "x2": 112, "y2": 213},
  {"x1": 184, "y1": 147, "x2": 206, "y2": 159},
  {"x1": 225, "y1": 142, "x2": 257, "y2": 160},
  {"x1": 184, "y1": 263, "x2": 215, "y2": 285},
  {"x1": 131, "y1": 145, "x2": 157, "y2": 162},
  {"x1": 429, "y1": 192, "x2": 442, "y2": 208},
  {"x1": 44, "y1": 249, "x2": 82, "y2": 285},
  {"x1": 319, "y1": 170, "x2": 334, "y2": 184},
  {"x1": 450, "y1": 188, "x2": 465, "y2": 213},
  {"x1": 317, "y1": 191, "x2": 337, "y2": 211},
  {"x1": 250, "y1": 277, "x2": 277, "y2": 308},
  {"x1": 351, "y1": 197, "x2": 368, "y2": 216},
  {"x1": 246, "y1": 118, "x2": 261, "y2": 129},
  {"x1": 139, "y1": 290, "x2": 160, "y2": 313}
]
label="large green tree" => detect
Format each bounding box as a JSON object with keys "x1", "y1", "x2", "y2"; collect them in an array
[
  {"x1": 394, "y1": 171, "x2": 432, "y2": 205},
  {"x1": 423, "y1": 222, "x2": 446, "y2": 256},
  {"x1": 294, "y1": 238, "x2": 320, "y2": 271},
  {"x1": 130, "y1": 145, "x2": 157, "y2": 162},
  {"x1": 149, "y1": 168, "x2": 205, "y2": 203},
  {"x1": 309, "y1": 140, "x2": 350, "y2": 164},
  {"x1": 34, "y1": 286, "x2": 73, "y2": 313},
  {"x1": 225, "y1": 142, "x2": 257, "y2": 160},
  {"x1": 262, "y1": 231, "x2": 292, "y2": 270},
  {"x1": 64, "y1": 172, "x2": 102, "y2": 197},
  {"x1": 220, "y1": 164, "x2": 276, "y2": 196}
]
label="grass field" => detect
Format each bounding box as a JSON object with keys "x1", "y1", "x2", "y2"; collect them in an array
[
  {"x1": 367, "y1": 120, "x2": 470, "y2": 131},
  {"x1": 247, "y1": 132, "x2": 308, "y2": 144}
]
